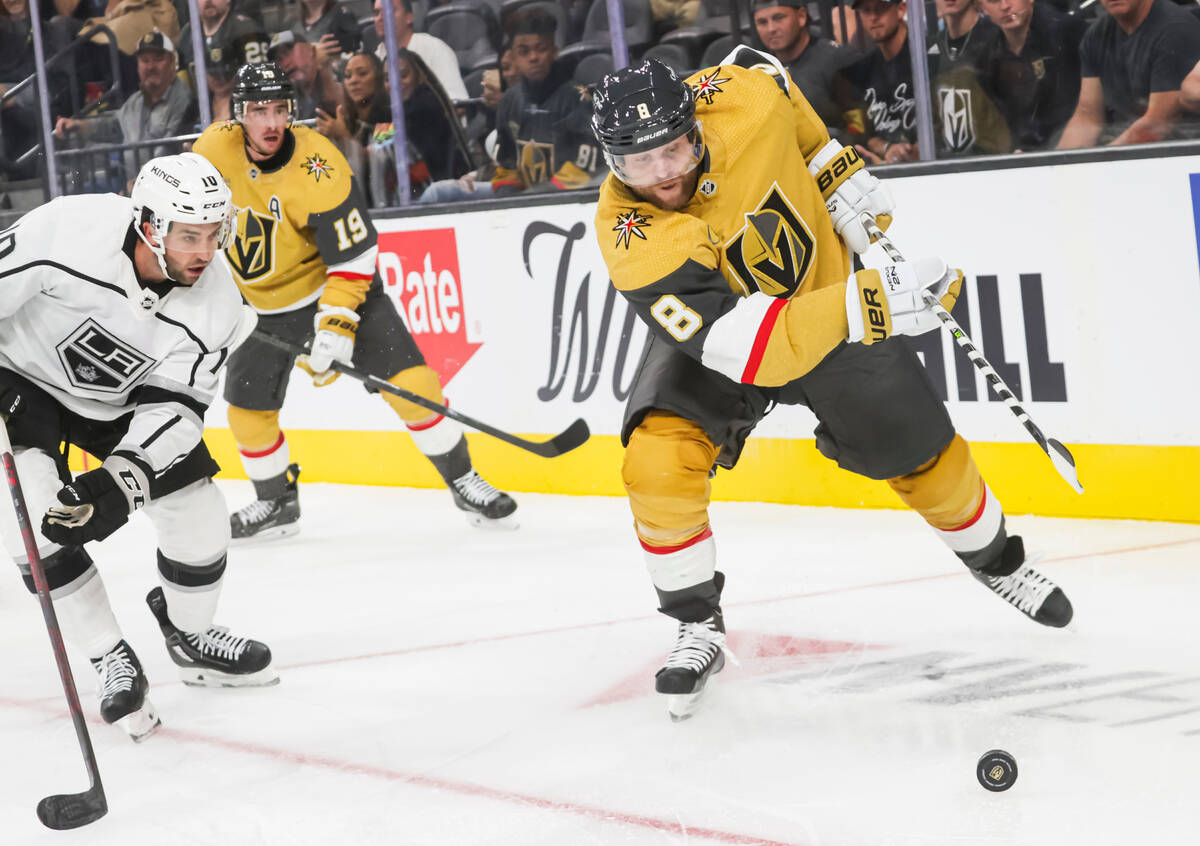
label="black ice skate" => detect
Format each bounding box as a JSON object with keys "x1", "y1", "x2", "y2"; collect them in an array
[
  {"x1": 90, "y1": 639, "x2": 161, "y2": 742},
  {"x1": 655, "y1": 615, "x2": 728, "y2": 722},
  {"x1": 230, "y1": 463, "x2": 301, "y2": 543},
  {"x1": 450, "y1": 468, "x2": 518, "y2": 529},
  {"x1": 971, "y1": 536, "x2": 1073, "y2": 628},
  {"x1": 146, "y1": 587, "x2": 278, "y2": 688}
]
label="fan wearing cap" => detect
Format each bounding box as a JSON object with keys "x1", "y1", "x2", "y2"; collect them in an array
[
  {"x1": 591, "y1": 49, "x2": 1072, "y2": 720},
  {"x1": 53, "y1": 31, "x2": 196, "y2": 186},
  {"x1": 267, "y1": 29, "x2": 341, "y2": 120},
  {"x1": 192, "y1": 62, "x2": 517, "y2": 540},
  {"x1": 0, "y1": 153, "x2": 275, "y2": 741}
]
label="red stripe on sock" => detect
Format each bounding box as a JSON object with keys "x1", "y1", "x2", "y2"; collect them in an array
[
  {"x1": 640, "y1": 527, "x2": 713, "y2": 555},
  {"x1": 239, "y1": 432, "x2": 284, "y2": 458},
  {"x1": 740, "y1": 298, "x2": 787, "y2": 383},
  {"x1": 406, "y1": 413, "x2": 445, "y2": 432},
  {"x1": 946, "y1": 487, "x2": 988, "y2": 532}
]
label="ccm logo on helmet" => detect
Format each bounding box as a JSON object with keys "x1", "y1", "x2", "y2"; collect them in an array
[{"x1": 149, "y1": 166, "x2": 181, "y2": 188}]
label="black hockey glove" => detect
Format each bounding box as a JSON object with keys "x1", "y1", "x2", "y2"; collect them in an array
[
  {"x1": 0, "y1": 387, "x2": 23, "y2": 421},
  {"x1": 41, "y1": 457, "x2": 149, "y2": 545}
]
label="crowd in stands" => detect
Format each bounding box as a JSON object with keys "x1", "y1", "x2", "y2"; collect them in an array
[{"x1": 4, "y1": 0, "x2": 1200, "y2": 201}]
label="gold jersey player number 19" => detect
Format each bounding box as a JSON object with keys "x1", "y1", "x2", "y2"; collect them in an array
[{"x1": 193, "y1": 62, "x2": 517, "y2": 540}]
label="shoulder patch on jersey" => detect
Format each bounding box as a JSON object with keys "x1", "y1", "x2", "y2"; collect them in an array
[
  {"x1": 613, "y1": 209, "x2": 652, "y2": 249},
  {"x1": 692, "y1": 69, "x2": 732, "y2": 106},
  {"x1": 302, "y1": 153, "x2": 335, "y2": 182},
  {"x1": 217, "y1": 121, "x2": 238, "y2": 132}
]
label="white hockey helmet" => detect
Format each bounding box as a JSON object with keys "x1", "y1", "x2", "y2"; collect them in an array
[{"x1": 130, "y1": 152, "x2": 235, "y2": 278}]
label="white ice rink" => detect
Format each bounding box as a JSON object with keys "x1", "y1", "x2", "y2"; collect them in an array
[{"x1": 1, "y1": 481, "x2": 1197, "y2": 845}]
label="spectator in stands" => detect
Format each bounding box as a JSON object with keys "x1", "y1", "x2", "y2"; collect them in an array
[
  {"x1": 315, "y1": 50, "x2": 390, "y2": 172},
  {"x1": 1058, "y1": 0, "x2": 1200, "y2": 147},
  {"x1": 491, "y1": 8, "x2": 601, "y2": 195},
  {"x1": 268, "y1": 29, "x2": 341, "y2": 119},
  {"x1": 177, "y1": 0, "x2": 267, "y2": 92},
  {"x1": 977, "y1": 0, "x2": 1085, "y2": 150},
  {"x1": 752, "y1": 0, "x2": 855, "y2": 139},
  {"x1": 52, "y1": 31, "x2": 195, "y2": 186},
  {"x1": 2, "y1": 0, "x2": 77, "y2": 178},
  {"x1": 837, "y1": 0, "x2": 919, "y2": 163},
  {"x1": 291, "y1": 0, "x2": 361, "y2": 62},
  {"x1": 364, "y1": 0, "x2": 468, "y2": 103},
  {"x1": 366, "y1": 48, "x2": 470, "y2": 204},
  {"x1": 206, "y1": 57, "x2": 237, "y2": 120},
  {"x1": 650, "y1": 0, "x2": 699, "y2": 37},
  {"x1": 929, "y1": 0, "x2": 1009, "y2": 156}
]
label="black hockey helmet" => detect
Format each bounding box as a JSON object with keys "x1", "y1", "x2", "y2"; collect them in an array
[
  {"x1": 591, "y1": 59, "x2": 703, "y2": 187},
  {"x1": 232, "y1": 62, "x2": 296, "y2": 124}
]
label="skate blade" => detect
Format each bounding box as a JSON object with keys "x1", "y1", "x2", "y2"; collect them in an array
[
  {"x1": 115, "y1": 701, "x2": 162, "y2": 743},
  {"x1": 180, "y1": 666, "x2": 280, "y2": 688},
  {"x1": 230, "y1": 523, "x2": 300, "y2": 546},
  {"x1": 463, "y1": 512, "x2": 519, "y2": 531},
  {"x1": 666, "y1": 688, "x2": 709, "y2": 722}
]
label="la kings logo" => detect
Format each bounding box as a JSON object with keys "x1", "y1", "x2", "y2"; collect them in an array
[
  {"x1": 226, "y1": 200, "x2": 280, "y2": 283},
  {"x1": 56, "y1": 319, "x2": 152, "y2": 392}
]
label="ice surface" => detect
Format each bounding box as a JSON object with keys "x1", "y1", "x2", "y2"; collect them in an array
[{"x1": 1, "y1": 482, "x2": 1196, "y2": 844}]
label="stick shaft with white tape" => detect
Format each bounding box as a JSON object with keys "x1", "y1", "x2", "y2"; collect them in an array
[{"x1": 861, "y1": 217, "x2": 1083, "y2": 494}]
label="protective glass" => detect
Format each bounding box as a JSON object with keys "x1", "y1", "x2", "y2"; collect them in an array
[{"x1": 606, "y1": 123, "x2": 704, "y2": 187}]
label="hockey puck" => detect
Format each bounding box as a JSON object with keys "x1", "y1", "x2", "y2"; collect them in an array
[{"x1": 976, "y1": 749, "x2": 1018, "y2": 792}]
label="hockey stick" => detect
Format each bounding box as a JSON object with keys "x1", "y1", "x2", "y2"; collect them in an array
[
  {"x1": 861, "y1": 217, "x2": 1084, "y2": 495},
  {"x1": 252, "y1": 331, "x2": 591, "y2": 458},
  {"x1": 0, "y1": 417, "x2": 108, "y2": 830}
]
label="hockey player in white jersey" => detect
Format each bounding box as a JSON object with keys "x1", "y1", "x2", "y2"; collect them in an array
[{"x1": 0, "y1": 153, "x2": 277, "y2": 742}]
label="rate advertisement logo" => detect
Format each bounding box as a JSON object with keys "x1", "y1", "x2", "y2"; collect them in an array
[{"x1": 376, "y1": 228, "x2": 482, "y2": 385}]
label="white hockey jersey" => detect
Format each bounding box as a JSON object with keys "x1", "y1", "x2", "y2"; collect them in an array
[{"x1": 0, "y1": 194, "x2": 256, "y2": 476}]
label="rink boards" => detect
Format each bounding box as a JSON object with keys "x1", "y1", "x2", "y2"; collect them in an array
[{"x1": 200, "y1": 153, "x2": 1200, "y2": 523}]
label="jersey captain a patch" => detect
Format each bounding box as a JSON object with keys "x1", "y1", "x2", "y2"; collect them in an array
[
  {"x1": 723, "y1": 183, "x2": 815, "y2": 298},
  {"x1": 56, "y1": 319, "x2": 153, "y2": 392}
]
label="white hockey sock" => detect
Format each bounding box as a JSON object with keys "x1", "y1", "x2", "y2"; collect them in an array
[
  {"x1": 407, "y1": 412, "x2": 465, "y2": 457},
  {"x1": 239, "y1": 432, "x2": 291, "y2": 483},
  {"x1": 159, "y1": 578, "x2": 223, "y2": 634},
  {"x1": 642, "y1": 529, "x2": 717, "y2": 592},
  {"x1": 53, "y1": 568, "x2": 125, "y2": 660},
  {"x1": 934, "y1": 484, "x2": 1004, "y2": 555}
]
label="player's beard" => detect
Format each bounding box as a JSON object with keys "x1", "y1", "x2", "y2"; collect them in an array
[
  {"x1": 164, "y1": 251, "x2": 208, "y2": 285},
  {"x1": 632, "y1": 168, "x2": 700, "y2": 212}
]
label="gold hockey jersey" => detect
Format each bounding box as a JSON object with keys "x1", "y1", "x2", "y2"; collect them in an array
[
  {"x1": 193, "y1": 123, "x2": 378, "y2": 314},
  {"x1": 596, "y1": 49, "x2": 854, "y2": 388}
]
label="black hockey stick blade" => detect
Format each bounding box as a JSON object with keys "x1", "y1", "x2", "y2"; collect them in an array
[
  {"x1": 37, "y1": 785, "x2": 108, "y2": 830},
  {"x1": 251, "y1": 331, "x2": 591, "y2": 458}
]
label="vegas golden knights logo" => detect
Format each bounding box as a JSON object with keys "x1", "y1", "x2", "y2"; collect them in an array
[
  {"x1": 518, "y1": 140, "x2": 554, "y2": 187},
  {"x1": 226, "y1": 205, "x2": 278, "y2": 283},
  {"x1": 724, "y1": 183, "x2": 815, "y2": 297}
]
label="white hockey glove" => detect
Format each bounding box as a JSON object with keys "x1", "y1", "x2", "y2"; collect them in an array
[
  {"x1": 301, "y1": 304, "x2": 359, "y2": 387},
  {"x1": 845, "y1": 258, "x2": 964, "y2": 345},
  {"x1": 809, "y1": 139, "x2": 895, "y2": 255}
]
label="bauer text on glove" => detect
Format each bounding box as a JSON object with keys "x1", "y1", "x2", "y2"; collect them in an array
[
  {"x1": 302, "y1": 304, "x2": 359, "y2": 386},
  {"x1": 808, "y1": 139, "x2": 895, "y2": 254},
  {"x1": 845, "y1": 258, "x2": 963, "y2": 345}
]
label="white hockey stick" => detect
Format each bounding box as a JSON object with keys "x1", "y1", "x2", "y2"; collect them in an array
[{"x1": 861, "y1": 216, "x2": 1084, "y2": 495}]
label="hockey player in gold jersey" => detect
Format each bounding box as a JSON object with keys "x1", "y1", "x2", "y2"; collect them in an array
[
  {"x1": 194, "y1": 63, "x2": 516, "y2": 539},
  {"x1": 592, "y1": 51, "x2": 1073, "y2": 720}
]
